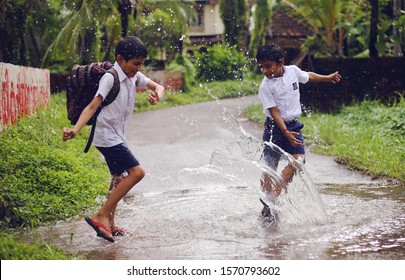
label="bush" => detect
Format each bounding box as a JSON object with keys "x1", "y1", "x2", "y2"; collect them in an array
[
  {"x1": 194, "y1": 44, "x2": 246, "y2": 82},
  {"x1": 166, "y1": 53, "x2": 196, "y2": 92},
  {"x1": 0, "y1": 93, "x2": 109, "y2": 229}
]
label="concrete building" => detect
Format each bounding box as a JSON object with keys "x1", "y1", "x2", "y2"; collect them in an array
[
  {"x1": 185, "y1": 0, "x2": 224, "y2": 50},
  {"x1": 184, "y1": 0, "x2": 311, "y2": 63}
]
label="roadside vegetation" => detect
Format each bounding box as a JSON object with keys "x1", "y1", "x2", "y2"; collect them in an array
[
  {"x1": 245, "y1": 94, "x2": 405, "y2": 182},
  {"x1": 0, "y1": 233, "x2": 74, "y2": 260},
  {"x1": 0, "y1": 93, "x2": 109, "y2": 259}
]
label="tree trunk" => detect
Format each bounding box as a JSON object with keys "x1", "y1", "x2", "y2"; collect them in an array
[
  {"x1": 118, "y1": 0, "x2": 133, "y2": 38},
  {"x1": 369, "y1": 0, "x2": 379, "y2": 57}
]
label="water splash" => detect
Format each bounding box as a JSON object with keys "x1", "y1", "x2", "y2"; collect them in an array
[{"x1": 193, "y1": 86, "x2": 328, "y2": 225}]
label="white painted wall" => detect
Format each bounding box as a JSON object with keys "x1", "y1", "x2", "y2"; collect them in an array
[{"x1": 0, "y1": 63, "x2": 50, "y2": 131}]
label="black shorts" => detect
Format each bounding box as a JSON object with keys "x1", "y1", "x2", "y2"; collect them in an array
[
  {"x1": 96, "y1": 143, "x2": 140, "y2": 176},
  {"x1": 262, "y1": 117, "x2": 305, "y2": 166}
]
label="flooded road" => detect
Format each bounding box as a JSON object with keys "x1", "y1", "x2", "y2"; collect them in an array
[{"x1": 38, "y1": 96, "x2": 405, "y2": 259}]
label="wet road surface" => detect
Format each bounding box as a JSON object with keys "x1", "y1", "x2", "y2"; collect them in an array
[{"x1": 37, "y1": 95, "x2": 405, "y2": 260}]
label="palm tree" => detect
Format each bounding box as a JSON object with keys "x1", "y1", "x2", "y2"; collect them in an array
[
  {"x1": 280, "y1": 0, "x2": 350, "y2": 57},
  {"x1": 118, "y1": 0, "x2": 138, "y2": 38},
  {"x1": 42, "y1": 0, "x2": 191, "y2": 67},
  {"x1": 42, "y1": 0, "x2": 122, "y2": 67},
  {"x1": 136, "y1": 0, "x2": 191, "y2": 58}
]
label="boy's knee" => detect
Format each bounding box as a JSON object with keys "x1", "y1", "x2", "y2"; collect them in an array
[
  {"x1": 138, "y1": 167, "x2": 145, "y2": 179},
  {"x1": 295, "y1": 155, "x2": 306, "y2": 165},
  {"x1": 129, "y1": 166, "x2": 145, "y2": 180}
]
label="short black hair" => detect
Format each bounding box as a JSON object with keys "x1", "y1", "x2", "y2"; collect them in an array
[
  {"x1": 256, "y1": 43, "x2": 284, "y2": 63},
  {"x1": 115, "y1": 36, "x2": 148, "y2": 60}
]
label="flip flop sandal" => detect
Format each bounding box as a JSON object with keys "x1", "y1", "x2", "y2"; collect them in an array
[{"x1": 85, "y1": 217, "x2": 114, "y2": 243}]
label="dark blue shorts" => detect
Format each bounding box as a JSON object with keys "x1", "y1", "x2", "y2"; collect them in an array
[
  {"x1": 262, "y1": 117, "x2": 305, "y2": 166},
  {"x1": 96, "y1": 143, "x2": 140, "y2": 176}
]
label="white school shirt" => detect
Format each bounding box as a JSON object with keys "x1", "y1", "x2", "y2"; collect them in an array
[
  {"x1": 258, "y1": 65, "x2": 309, "y2": 122},
  {"x1": 92, "y1": 61, "x2": 150, "y2": 147}
]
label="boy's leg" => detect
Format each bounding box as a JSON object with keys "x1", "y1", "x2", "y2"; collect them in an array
[
  {"x1": 98, "y1": 166, "x2": 144, "y2": 214},
  {"x1": 260, "y1": 144, "x2": 281, "y2": 219},
  {"x1": 260, "y1": 155, "x2": 304, "y2": 221},
  {"x1": 108, "y1": 174, "x2": 124, "y2": 229},
  {"x1": 260, "y1": 141, "x2": 281, "y2": 198},
  {"x1": 268, "y1": 120, "x2": 306, "y2": 195},
  {"x1": 261, "y1": 154, "x2": 304, "y2": 198},
  {"x1": 91, "y1": 144, "x2": 143, "y2": 239},
  {"x1": 91, "y1": 166, "x2": 145, "y2": 237},
  {"x1": 261, "y1": 166, "x2": 281, "y2": 198},
  {"x1": 277, "y1": 154, "x2": 305, "y2": 192}
]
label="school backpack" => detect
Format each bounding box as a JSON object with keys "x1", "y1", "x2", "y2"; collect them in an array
[{"x1": 65, "y1": 61, "x2": 120, "y2": 153}]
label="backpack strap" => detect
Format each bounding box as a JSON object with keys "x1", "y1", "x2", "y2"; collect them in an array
[
  {"x1": 83, "y1": 67, "x2": 120, "y2": 153},
  {"x1": 83, "y1": 105, "x2": 103, "y2": 153},
  {"x1": 102, "y1": 68, "x2": 120, "y2": 106}
]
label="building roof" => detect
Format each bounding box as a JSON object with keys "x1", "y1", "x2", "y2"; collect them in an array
[
  {"x1": 267, "y1": 10, "x2": 312, "y2": 48},
  {"x1": 270, "y1": 10, "x2": 312, "y2": 38}
]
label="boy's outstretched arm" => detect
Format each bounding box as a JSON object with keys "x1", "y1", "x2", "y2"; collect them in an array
[
  {"x1": 308, "y1": 71, "x2": 341, "y2": 84},
  {"x1": 62, "y1": 95, "x2": 103, "y2": 141},
  {"x1": 146, "y1": 80, "x2": 165, "y2": 105}
]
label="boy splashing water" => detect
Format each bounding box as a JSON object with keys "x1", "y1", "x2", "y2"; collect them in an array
[
  {"x1": 63, "y1": 36, "x2": 165, "y2": 242},
  {"x1": 256, "y1": 43, "x2": 341, "y2": 222}
]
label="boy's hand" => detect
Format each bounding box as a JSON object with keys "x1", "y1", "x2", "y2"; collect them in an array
[
  {"x1": 284, "y1": 131, "x2": 303, "y2": 147},
  {"x1": 147, "y1": 91, "x2": 160, "y2": 105},
  {"x1": 328, "y1": 71, "x2": 342, "y2": 84},
  {"x1": 62, "y1": 127, "x2": 76, "y2": 141}
]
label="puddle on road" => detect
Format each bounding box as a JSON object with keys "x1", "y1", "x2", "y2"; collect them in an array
[
  {"x1": 318, "y1": 181, "x2": 405, "y2": 259},
  {"x1": 37, "y1": 164, "x2": 404, "y2": 260},
  {"x1": 30, "y1": 100, "x2": 405, "y2": 260}
]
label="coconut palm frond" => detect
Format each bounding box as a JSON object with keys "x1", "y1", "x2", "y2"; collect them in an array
[
  {"x1": 42, "y1": 10, "x2": 84, "y2": 67},
  {"x1": 281, "y1": 0, "x2": 346, "y2": 55}
]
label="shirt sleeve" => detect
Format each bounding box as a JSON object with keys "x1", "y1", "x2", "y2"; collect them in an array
[
  {"x1": 292, "y1": 65, "x2": 310, "y2": 84},
  {"x1": 135, "y1": 71, "x2": 151, "y2": 88},
  {"x1": 95, "y1": 72, "x2": 114, "y2": 100}
]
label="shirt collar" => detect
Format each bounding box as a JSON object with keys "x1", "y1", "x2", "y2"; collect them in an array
[{"x1": 114, "y1": 61, "x2": 136, "y2": 83}]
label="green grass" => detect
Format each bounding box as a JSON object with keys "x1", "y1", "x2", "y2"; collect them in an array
[
  {"x1": 244, "y1": 103, "x2": 265, "y2": 124},
  {"x1": 245, "y1": 96, "x2": 405, "y2": 181},
  {"x1": 0, "y1": 93, "x2": 109, "y2": 259},
  {"x1": 0, "y1": 233, "x2": 75, "y2": 260}
]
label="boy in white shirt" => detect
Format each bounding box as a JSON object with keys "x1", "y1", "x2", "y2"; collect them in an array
[
  {"x1": 256, "y1": 43, "x2": 341, "y2": 221},
  {"x1": 63, "y1": 36, "x2": 165, "y2": 242}
]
